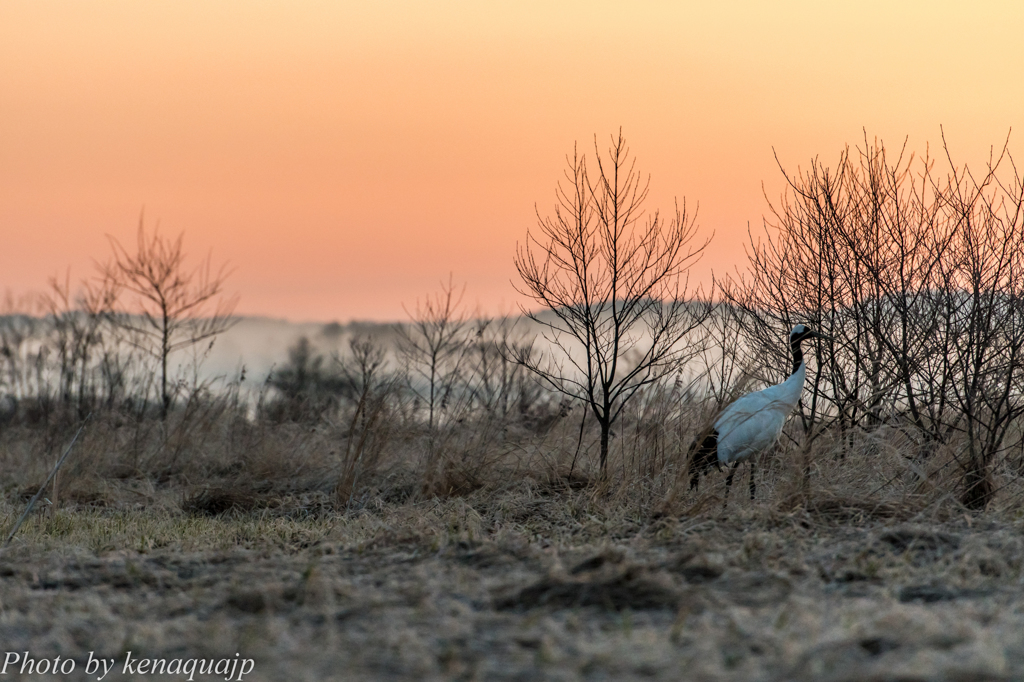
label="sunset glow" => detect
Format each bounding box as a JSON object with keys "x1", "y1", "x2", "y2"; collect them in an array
[{"x1": 2, "y1": 1, "x2": 1021, "y2": 321}]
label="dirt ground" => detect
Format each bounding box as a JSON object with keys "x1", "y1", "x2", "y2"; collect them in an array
[{"x1": 1, "y1": 485, "x2": 1023, "y2": 682}]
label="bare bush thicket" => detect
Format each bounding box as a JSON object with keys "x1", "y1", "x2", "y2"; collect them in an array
[
  {"x1": 395, "y1": 279, "x2": 563, "y2": 496},
  {"x1": 464, "y1": 315, "x2": 541, "y2": 423},
  {"x1": 722, "y1": 131, "x2": 1024, "y2": 509},
  {"x1": 0, "y1": 294, "x2": 48, "y2": 413},
  {"x1": 41, "y1": 270, "x2": 120, "y2": 419},
  {"x1": 1, "y1": 276, "x2": 139, "y2": 425},
  {"x1": 266, "y1": 337, "x2": 350, "y2": 423}
]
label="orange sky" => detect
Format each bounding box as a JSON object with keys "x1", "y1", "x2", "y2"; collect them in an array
[{"x1": 2, "y1": 1, "x2": 1021, "y2": 321}]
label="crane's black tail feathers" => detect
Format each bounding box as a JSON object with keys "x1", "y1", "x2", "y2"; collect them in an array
[{"x1": 688, "y1": 428, "x2": 720, "y2": 491}]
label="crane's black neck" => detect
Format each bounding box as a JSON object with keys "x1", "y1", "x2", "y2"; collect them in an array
[{"x1": 790, "y1": 337, "x2": 805, "y2": 376}]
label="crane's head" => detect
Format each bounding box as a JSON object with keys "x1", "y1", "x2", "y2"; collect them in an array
[
  {"x1": 788, "y1": 324, "x2": 828, "y2": 374},
  {"x1": 789, "y1": 324, "x2": 826, "y2": 344}
]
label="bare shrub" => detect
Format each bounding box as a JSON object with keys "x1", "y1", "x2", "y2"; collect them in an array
[
  {"x1": 334, "y1": 335, "x2": 400, "y2": 504},
  {"x1": 396, "y1": 276, "x2": 474, "y2": 495},
  {"x1": 397, "y1": 275, "x2": 470, "y2": 432}
]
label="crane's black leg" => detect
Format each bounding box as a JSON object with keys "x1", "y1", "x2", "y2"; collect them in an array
[
  {"x1": 749, "y1": 460, "x2": 757, "y2": 500},
  {"x1": 723, "y1": 461, "x2": 739, "y2": 508}
]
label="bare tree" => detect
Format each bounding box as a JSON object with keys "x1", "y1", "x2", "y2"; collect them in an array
[
  {"x1": 397, "y1": 275, "x2": 470, "y2": 432},
  {"x1": 513, "y1": 130, "x2": 712, "y2": 477},
  {"x1": 101, "y1": 219, "x2": 238, "y2": 418},
  {"x1": 396, "y1": 275, "x2": 472, "y2": 495}
]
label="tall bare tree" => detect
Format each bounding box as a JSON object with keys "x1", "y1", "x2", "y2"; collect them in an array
[
  {"x1": 513, "y1": 130, "x2": 712, "y2": 476},
  {"x1": 101, "y1": 219, "x2": 238, "y2": 418}
]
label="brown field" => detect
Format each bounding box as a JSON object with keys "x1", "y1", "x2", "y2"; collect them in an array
[{"x1": 3, "y1": 412, "x2": 1024, "y2": 682}]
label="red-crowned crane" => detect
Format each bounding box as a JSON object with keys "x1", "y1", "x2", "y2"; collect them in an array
[{"x1": 689, "y1": 324, "x2": 826, "y2": 503}]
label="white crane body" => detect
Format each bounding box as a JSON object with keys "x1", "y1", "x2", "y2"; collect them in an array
[
  {"x1": 714, "y1": 361, "x2": 807, "y2": 465},
  {"x1": 688, "y1": 324, "x2": 825, "y2": 502}
]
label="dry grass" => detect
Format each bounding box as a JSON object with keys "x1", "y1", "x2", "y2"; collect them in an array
[
  {"x1": 3, "y1": 396, "x2": 1024, "y2": 680},
  {"x1": 2, "y1": 480, "x2": 1024, "y2": 681}
]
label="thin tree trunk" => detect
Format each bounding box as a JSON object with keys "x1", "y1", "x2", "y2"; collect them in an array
[
  {"x1": 161, "y1": 306, "x2": 170, "y2": 419},
  {"x1": 599, "y1": 418, "x2": 610, "y2": 477}
]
